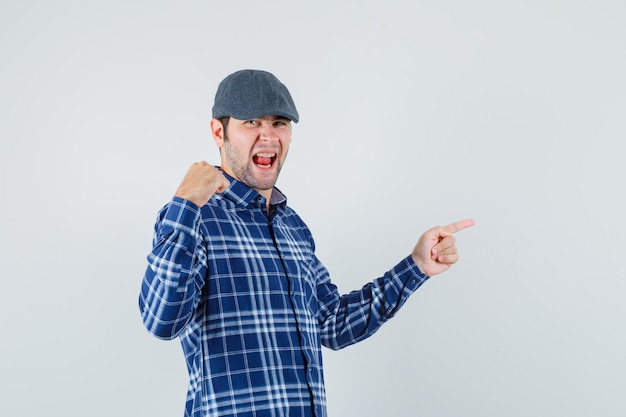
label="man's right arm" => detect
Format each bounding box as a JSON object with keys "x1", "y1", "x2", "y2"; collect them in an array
[{"x1": 138, "y1": 197, "x2": 207, "y2": 340}]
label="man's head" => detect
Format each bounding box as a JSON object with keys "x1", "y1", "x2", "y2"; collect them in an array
[{"x1": 210, "y1": 70, "x2": 298, "y2": 198}]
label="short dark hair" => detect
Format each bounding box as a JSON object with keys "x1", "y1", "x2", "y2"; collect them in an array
[{"x1": 218, "y1": 116, "x2": 230, "y2": 138}]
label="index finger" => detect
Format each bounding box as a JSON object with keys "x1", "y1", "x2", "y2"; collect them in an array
[{"x1": 442, "y1": 218, "x2": 475, "y2": 234}]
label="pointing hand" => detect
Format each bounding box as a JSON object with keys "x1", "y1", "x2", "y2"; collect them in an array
[{"x1": 411, "y1": 219, "x2": 475, "y2": 276}]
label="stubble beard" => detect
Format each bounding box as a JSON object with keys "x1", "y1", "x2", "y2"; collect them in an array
[{"x1": 222, "y1": 137, "x2": 285, "y2": 192}]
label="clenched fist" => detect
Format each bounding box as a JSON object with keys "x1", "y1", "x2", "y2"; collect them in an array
[{"x1": 175, "y1": 162, "x2": 231, "y2": 207}]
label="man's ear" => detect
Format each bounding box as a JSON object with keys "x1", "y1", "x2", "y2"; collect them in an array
[{"x1": 210, "y1": 118, "x2": 225, "y2": 147}]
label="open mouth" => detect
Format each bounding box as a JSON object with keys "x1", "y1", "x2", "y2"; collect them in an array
[{"x1": 252, "y1": 152, "x2": 276, "y2": 169}]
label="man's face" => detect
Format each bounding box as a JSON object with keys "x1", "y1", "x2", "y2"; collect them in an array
[{"x1": 216, "y1": 115, "x2": 292, "y2": 194}]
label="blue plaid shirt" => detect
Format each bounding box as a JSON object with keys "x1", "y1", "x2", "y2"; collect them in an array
[{"x1": 139, "y1": 174, "x2": 430, "y2": 417}]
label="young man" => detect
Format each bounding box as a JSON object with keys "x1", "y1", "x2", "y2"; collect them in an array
[{"x1": 139, "y1": 69, "x2": 474, "y2": 417}]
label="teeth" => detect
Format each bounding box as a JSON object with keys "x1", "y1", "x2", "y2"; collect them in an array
[{"x1": 254, "y1": 152, "x2": 275, "y2": 169}]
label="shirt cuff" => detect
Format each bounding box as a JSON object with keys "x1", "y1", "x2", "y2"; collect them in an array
[
  {"x1": 398, "y1": 255, "x2": 430, "y2": 292},
  {"x1": 159, "y1": 197, "x2": 202, "y2": 239}
]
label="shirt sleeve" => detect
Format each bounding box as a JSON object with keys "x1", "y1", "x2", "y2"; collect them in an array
[
  {"x1": 138, "y1": 197, "x2": 207, "y2": 340},
  {"x1": 316, "y1": 255, "x2": 430, "y2": 350}
]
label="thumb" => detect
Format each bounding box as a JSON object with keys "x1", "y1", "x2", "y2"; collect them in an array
[{"x1": 215, "y1": 173, "x2": 231, "y2": 193}]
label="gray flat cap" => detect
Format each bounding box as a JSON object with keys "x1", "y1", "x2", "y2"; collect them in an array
[{"x1": 212, "y1": 69, "x2": 299, "y2": 123}]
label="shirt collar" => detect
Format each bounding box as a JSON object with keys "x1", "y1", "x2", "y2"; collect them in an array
[{"x1": 218, "y1": 168, "x2": 287, "y2": 209}]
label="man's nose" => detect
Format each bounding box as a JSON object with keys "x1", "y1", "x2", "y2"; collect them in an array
[{"x1": 259, "y1": 124, "x2": 277, "y2": 141}]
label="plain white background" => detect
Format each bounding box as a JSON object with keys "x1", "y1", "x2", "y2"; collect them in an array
[{"x1": 1, "y1": 1, "x2": 625, "y2": 416}]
